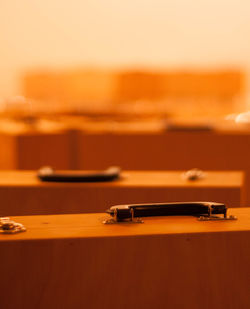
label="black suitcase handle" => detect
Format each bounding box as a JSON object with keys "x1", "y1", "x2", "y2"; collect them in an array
[
  {"x1": 105, "y1": 202, "x2": 236, "y2": 223},
  {"x1": 37, "y1": 166, "x2": 121, "y2": 182}
]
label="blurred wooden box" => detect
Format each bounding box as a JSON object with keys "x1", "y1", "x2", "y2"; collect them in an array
[
  {"x1": 0, "y1": 207, "x2": 249, "y2": 309},
  {"x1": 77, "y1": 129, "x2": 250, "y2": 171},
  {"x1": 116, "y1": 70, "x2": 244, "y2": 100},
  {"x1": 23, "y1": 70, "x2": 116, "y2": 104},
  {"x1": 77, "y1": 128, "x2": 250, "y2": 204},
  {"x1": 23, "y1": 70, "x2": 244, "y2": 112},
  {"x1": 0, "y1": 130, "x2": 72, "y2": 170},
  {"x1": 0, "y1": 170, "x2": 243, "y2": 216}
]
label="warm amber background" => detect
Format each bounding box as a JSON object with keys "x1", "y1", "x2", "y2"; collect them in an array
[{"x1": 1, "y1": 0, "x2": 250, "y2": 99}]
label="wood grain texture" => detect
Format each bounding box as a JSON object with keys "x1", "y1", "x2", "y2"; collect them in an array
[
  {"x1": 0, "y1": 133, "x2": 17, "y2": 169},
  {"x1": 0, "y1": 208, "x2": 249, "y2": 309},
  {"x1": 0, "y1": 170, "x2": 243, "y2": 216},
  {"x1": 77, "y1": 129, "x2": 250, "y2": 204},
  {"x1": 16, "y1": 130, "x2": 72, "y2": 170},
  {"x1": 0, "y1": 129, "x2": 72, "y2": 170},
  {"x1": 78, "y1": 130, "x2": 250, "y2": 170}
]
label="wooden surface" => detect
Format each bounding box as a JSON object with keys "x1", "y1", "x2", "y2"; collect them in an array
[
  {"x1": 0, "y1": 133, "x2": 16, "y2": 169},
  {"x1": 15, "y1": 131, "x2": 72, "y2": 170},
  {"x1": 78, "y1": 128, "x2": 250, "y2": 205},
  {"x1": 0, "y1": 170, "x2": 243, "y2": 216},
  {"x1": 78, "y1": 129, "x2": 250, "y2": 170},
  {"x1": 0, "y1": 208, "x2": 249, "y2": 309},
  {"x1": 0, "y1": 129, "x2": 72, "y2": 170}
]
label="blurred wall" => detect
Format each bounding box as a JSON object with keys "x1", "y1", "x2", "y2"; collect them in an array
[{"x1": 1, "y1": 0, "x2": 250, "y2": 98}]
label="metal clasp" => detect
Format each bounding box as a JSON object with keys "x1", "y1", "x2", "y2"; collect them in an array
[
  {"x1": 198, "y1": 214, "x2": 237, "y2": 221},
  {"x1": 182, "y1": 168, "x2": 205, "y2": 181},
  {"x1": 103, "y1": 208, "x2": 144, "y2": 224},
  {"x1": 0, "y1": 217, "x2": 26, "y2": 234},
  {"x1": 198, "y1": 205, "x2": 237, "y2": 221}
]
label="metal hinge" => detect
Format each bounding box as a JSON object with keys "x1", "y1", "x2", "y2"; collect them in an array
[{"x1": 0, "y1": 217, "x2": 26, "y2": 234}]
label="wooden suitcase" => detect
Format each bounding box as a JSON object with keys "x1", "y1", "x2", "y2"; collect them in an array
[
  {"x1": 0, "y1": 207, "x2": 249, "y2": 309},
  {"x1": 0, "y1": 129, "x2": 72, "y2": 170},
  {"x1": 0, "y1": 170, "x2": 243, "y2": 216},
  {"x1": 77, "y1": 128, "x2": 250, "y2": 205}
]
